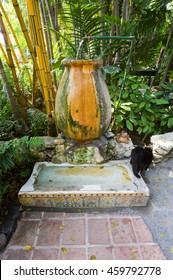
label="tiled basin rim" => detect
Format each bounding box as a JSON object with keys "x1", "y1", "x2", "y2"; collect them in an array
[{"x1": 18, "y1": 161, "x2": 149, "y2": 208}]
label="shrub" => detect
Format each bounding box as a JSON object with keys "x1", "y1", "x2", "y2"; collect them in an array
[{"x1": 0, "y1": 136, "x2": 44, "y2": 202}]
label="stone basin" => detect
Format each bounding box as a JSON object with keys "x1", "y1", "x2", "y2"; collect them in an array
[{"x1": 18, "y1": 161, "x2": 149, "y2": 208}]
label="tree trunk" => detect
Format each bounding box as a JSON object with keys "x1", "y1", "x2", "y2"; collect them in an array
[
  {"x1": 160, "y1": 48, "x2": 173, "y2": 85},
  {"x1": 122, "y1": 0, "x2": 129, "y2": 20},
  {"x1": 45, "y1": 0, "x2": 60, "y2": 44},
  {"x1": 0, "y1": 11, "x2": 29, "y2": 126},
  {"x1": 109, "y1": 0, "x2": 120, "y2": 64},
  {"x1": 0, "y1": 58, "x2": 21, "y2": 121},
  {"x1": 40, "y1": 0, "x2": 58, "y2": 91}
]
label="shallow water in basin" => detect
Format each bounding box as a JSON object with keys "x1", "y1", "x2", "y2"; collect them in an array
[{"x1": 34, "y1": 165, "x2": 131, "y2": 191}]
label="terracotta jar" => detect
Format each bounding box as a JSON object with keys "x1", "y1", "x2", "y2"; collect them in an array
[{"x1": 55, "y1": 59, "x2": 112, "y2": 141}]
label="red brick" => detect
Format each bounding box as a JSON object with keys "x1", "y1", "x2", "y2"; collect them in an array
[
  {"x1": 62, "y1": 219, "x2": 85, "y2": 245},
  {"x1": 132, "y1": 218, "x2": 153, "y2": 242},
  {"x1": 115, "y1": 246, "x2": 141, "y2": 260},
  {"x1": 32, "y1": 249, "x2": 59, "y2": 260},
  {"x1": 88, "y1": 246, "x2": 114, "y2": 260},
  {"x1": 110, "y1": 218, "x2": 136, "y2": 244},
  {"x1": 36, "y1": 220, "x2": 63, "y2": 246},
  {"x1": 88, "y1": 219, "x2": 110, "y2": 244},
  {"x1": 10, "y1": 220, "x2": 39, "y2": 246},
  {"x1": 140, "y1": 245, "x2": 166, "y2": 260},
  {"x1": 59, "y1": 248, "x2": 86, "y2": 260},
  {"x1": 2, "y1": 249, "x2": 32, "y2": 260}
]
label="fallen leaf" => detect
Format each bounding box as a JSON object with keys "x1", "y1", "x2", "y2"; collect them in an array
[
  {"x1": 70, "y1": 236, "x2": 75, "y2": 241},
  {"x1": 156, "y1": 177, "x2": 162, "y2": 181},
  {"x1": 90, "y1": 255, "x2": 96, "y2": 260},
  {"x1": 59, "y1": 226, "x2": 64, "y2": 230},
  {"x1": 168, "y1": 186, "x2": 173, "y2": 189},
  {"x1": 159, "y1": 233, "x2": 165, "y2": 238},
  {"x1": 151, "y1": 202, "x2": 155, "y2": 207},
  {"x1": 131, "y1": 249, "x2": 137, "y2": 260},
  {"x1": 25, "y1": 245, "x2": 35, "y2": 250},
  {"x1": 170, "y1": 247, "x2": 173, "y2": 254},
  {"x1": 61, "y1": 247, "x2": 68, "y2": 254},
  {"x1": 155, "y1": 186, "x2": 159, "y2": 191},
  {"x1": 111, "y1": 221, "x2": 117, "y2": 228},
  {"x1": 149, "y1": 214, "x2": 155, "y2": 221}
]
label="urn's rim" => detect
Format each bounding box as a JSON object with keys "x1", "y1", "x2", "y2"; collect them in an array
[{"x1": 62, "y1": 58, "x2": 103, "y2": 66}]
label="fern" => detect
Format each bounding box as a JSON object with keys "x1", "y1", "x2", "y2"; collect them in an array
[
  {"x1": 0, "y1": 136, "x2": 44, "y2": 176},
  {"x1": 56, "y1": 3, "x2": 109, "y2": 59},
  {"x1": 0, "y1": 136, "x2": 44, "y2": 202}
]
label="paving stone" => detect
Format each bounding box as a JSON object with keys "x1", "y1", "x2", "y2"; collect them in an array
[
  {"x1": 110, "y1": 218, "x2": 136, "y2": 244},
  {"x1": 43, "y1": 212, "x2": 64, "y2": 219},
  {"x1": 2, "y1": 249, "x2": 32, "y2": 260},
  {"x1": 59, "y1": 248, "x2": 86, "y2": 260},
  {"x1": 62, "y1": 219, "x2": 85, "y2": 245},
  {"x1": 88, "y1": 246, "x2": 114, "y2": 260},
  {"x1": 140, "y1": 245, "x2": 166, "y2": 260},
  {"x1": 36, "y1": 220, "x2": 63, "y2": 246},
  {"x1": 21, "y1": 211, "x2": 43, "y2": 220},
  {"x1": 88, "y1": 219, "x2": 110, "y2": 244},
  {"x1": 32, "y1": 249, "x2": 59, "y2": 260},
  {"x1": 10, "y1": 220, "x2": 40, "y2": 246},
  {"x1": 115, "y1": 246, "x2": 141, "y2": 260},
  {"x1": 132, "y1": 217, "x2": 153, "y2": 242},
  {"x1": 1, "y1": 212, "x2": 166, "y2": 260}
]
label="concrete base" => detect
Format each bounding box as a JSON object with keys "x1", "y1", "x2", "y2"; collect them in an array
[{"x1": 18, "y1": 161, "x2": 149, "y2": 208}]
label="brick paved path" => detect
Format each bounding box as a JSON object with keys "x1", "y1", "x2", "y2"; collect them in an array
[{"x1": 1, "y1": 212, "x2": 166, "y2": 260}]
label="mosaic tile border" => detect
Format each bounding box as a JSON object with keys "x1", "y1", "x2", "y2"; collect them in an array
[{"x1": 18, "y1": 192, "x2": 148, "y2": 208}]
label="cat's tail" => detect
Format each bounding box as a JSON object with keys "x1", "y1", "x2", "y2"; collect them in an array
[{"x1": 132, "y1": 166, "x2": 141, "y2": 178}]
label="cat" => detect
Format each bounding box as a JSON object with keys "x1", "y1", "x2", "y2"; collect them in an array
[{"x1": 130, "y1": 146, "x2": 153, "y2": 178}]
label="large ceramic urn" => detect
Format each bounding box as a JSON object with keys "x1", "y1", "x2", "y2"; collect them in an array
[{"x1": 55, "y1": 59, "x2": 112, "y2": 141}]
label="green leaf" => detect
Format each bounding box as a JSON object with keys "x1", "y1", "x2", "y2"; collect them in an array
[
  {"x1": 146, "y1": 107, "x2": 154, "y2": 113},
  {"x1": 139, "y1": 102, "x2": 146, "y2": 109},
  {"x1": 122, "y1": 91, "x2": 129, "y2": 98},
  {"x1": 130, "y1": 94, "x2": 137, "y2": 102},
  {"x1": 132, "y1": 84, "x2": 139, "y2": 90},
  {"x1": 139, "y1": 83, "x2": 149, "y2": 89},
  {"x1": 126, "y1": 120, "x2": 133, "y2": 131},
  {"x1": 141, "y1": 114, "x2": 147, "y2": 125},
  {"x1": 116, "y1": 115, "x2": 124, "y2": 123},
  {"x1": 154, "y1": 99, "x2": 169, "y2": 105},
  {"x1": 168, "y1": 118, "x2": 173, "y2": 128},
  {"x1": 160, "y1": 120, "x2": 168, "y2": 126},
  {"x1": 137, "y1": 127, "x2": 143, "y2": 134},
  {"x1": 143, "y1": 126, "x2": 149, "y2": 133}
]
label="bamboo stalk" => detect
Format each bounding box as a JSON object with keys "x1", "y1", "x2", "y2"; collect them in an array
[
  {"x1": 26, "y1": 0, "x2": 53, "y2": 115},
  {"x1": 0, "y1": 11, "x2": 29, "y2": 125},
  {"x1": 33, "y1": 0, "x2": 55, "y2": 104},
  {"x1": 3, "y1": 23, "x2": 20, "y2": 69},
  {"x1": 0, "y1": 43, "x2": 8, "y2": 62},
  {"x1": 12, "y1": 0, "x2": 41, "y2": 83},
  {"x1": 12, "y1": 0, "x2": 46, "y2": 111},
  {"x1": 0, "y1": 2, "x2": 32, "y2": 84}
]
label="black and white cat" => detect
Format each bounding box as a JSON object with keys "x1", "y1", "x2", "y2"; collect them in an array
[{"x1": 130, "y1": 146, "x2": 153, "y2": 178}]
